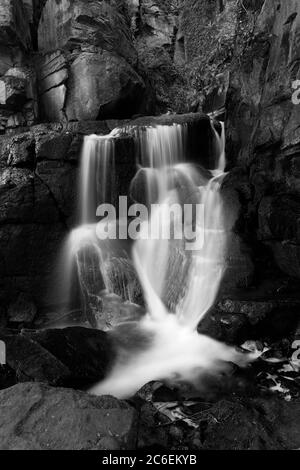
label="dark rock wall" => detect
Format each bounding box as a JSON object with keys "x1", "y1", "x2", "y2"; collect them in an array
[{"x1": 180, "y1": 0, "x2": 300, "y2": 283}]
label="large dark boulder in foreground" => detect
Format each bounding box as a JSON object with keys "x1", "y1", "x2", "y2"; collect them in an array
[
  {"x1": 0, "y1": 327, "x2": 115, "y2": 389},
  {"x1": 0, "y1": 383, "x2": 138, "y2": 450}
]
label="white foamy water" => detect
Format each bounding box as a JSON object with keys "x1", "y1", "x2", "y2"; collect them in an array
[
  {"x1": 89, "y1": 121, "x2": 254, "y2": 399},
  {"x1": 80, "y1": 133, "x2": 117, "y2": 224}
]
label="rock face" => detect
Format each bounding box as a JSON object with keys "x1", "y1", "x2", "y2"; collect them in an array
[
  {"x1": 226, "y1": 0, "x2": 300, "y2": 280},
  {"x1": 38, "y1": 0, "x2": 137, "y2": 65},
  {"x1": 0, "y1": 383, "x2": 138, "y2": 450},
  {"x1": 175, "y1": 0, "x2": 300, "y2": 283},
  {"x1": 0, "y1": 1, "x2": 37, "y2": 133},
  {"x1": 66, "y1": 51, "x2": 145, "y2": 121},
  {"x1": 127, "y1": 0, "x2": 187, "y2": 112},
  {"x1": 36, "y1": 0, "x2": 148, "y2": 122}
]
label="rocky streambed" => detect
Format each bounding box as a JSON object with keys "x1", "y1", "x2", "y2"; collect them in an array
[{"x1": 0, "y1": 311, "x2": 299, "y2": 450}]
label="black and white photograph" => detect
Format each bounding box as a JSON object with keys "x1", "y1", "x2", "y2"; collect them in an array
[{"x1": 0, "y1": 0, "x2": 299, "y2": 455}]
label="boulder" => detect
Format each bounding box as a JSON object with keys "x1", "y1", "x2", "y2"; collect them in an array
[
  {"x1": 65, "y1": 51, "x2": 146, "y2": 121},
  {"x1": 0, "y1": 383, "x2": 137, "y2": 450},
  {"x1": 0, "y1": 327, "x2": 115, "y2": 388},
  {"x1": 199, "y1": 298, "x2": 300, "y2": 344}
]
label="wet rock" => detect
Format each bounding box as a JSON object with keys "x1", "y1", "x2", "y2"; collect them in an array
[
  {"x1": 0, "y1": 383, "x2": 138, "y2": 450},
  {"x1": 199, "y1": 298, "x2": 300, "y2": 344},
  {"x1": 86, "y1": 293, "x2": 145, "y2": 331},
  {"x1": 0, "y1": 327, "x2": 115, "y2": 388},
  {"x1": 130, "y1": 167, "x2": 160, "y2": 206},
  {"x1": 218, "y1": 299, "x2": 275, "y2": 325},
  {"x1": 198, "y1": 397, "x2": 300, "y2": 450},
  {"x1": 198, "y1": 309, "x2": 249, "y2": 345},
  {"x1": 24, "y1": 327, "x2": 116, "y2": 387},
  {"x1": 221, "y1": 233, "x2": 255, "y2": 291},
  {"x1": 0, "y1": 330, "x2": 70, "y2": 385},
  {"x1": 7, "y1": 293, "x2": 37, "y2": 324},
  {"x1": 104, "y1": 257, "x2": 143, "y2": 305},
  {"x1": 77, "y1": 248, "x2": 144, "y2": 329}
]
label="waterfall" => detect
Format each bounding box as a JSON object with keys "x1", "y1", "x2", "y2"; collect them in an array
[
  {"x1": 83, "y1": 120, "x2": 254, "y2": 398},
  {"x1": 80, "y1": 133, "x2": 117, "y2": 224},
  {"x1": 54, "y1": 131, "x2": 118, "y2": 313}
]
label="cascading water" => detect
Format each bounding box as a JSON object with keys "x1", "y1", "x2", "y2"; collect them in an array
[
  {"x1": 55, "y1": 131, "x2": 119, "y2": 313},
  {"x1": 80, "y1": 134, "x2": 117, "y2": 225},
  {"x1": 70, "y1": 120, "x2": 254, "y2": 398}
]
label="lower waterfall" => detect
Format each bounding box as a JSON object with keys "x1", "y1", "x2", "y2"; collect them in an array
[{"x1": 60, "y1": 119, "x2": 254, "y2": 398}]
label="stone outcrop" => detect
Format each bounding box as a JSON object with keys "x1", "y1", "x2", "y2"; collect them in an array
[
  {"x1": 0, "y1": 327, "x2": 115, "y2": 388},
  {"x1": 225, "y1": 0, "x2": 300, "y2": 280},
  {"x1": 0, "y1": 383, "x2": 137, "y2": 450}
]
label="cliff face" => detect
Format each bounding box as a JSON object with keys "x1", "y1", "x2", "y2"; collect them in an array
[{"x1": 178, "y1": 0, "x2": 300, "y2": 282}]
